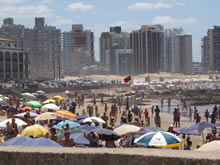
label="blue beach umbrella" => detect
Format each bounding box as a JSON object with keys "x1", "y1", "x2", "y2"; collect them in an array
[
  {"x1": 175, "y1": 127, "x2": 200, "y2": 136},
  {"x1": 79, "y1": 125, "x2": 97, "y2": 132},
  {"x1": 134, "y1": 131, "x2": 182, "y2": 148},
  {"x1": 54, "y1": 120, "x2": 80, "y2": 129},
  {"x1": 21, "y1": 137, "x2": 61, "y2": 147},
  {"x1": 1, "y1": 136, "x2": 32, "y2": 146},
  {"x1": 71, "y1": 133, "x2": 102, "y2": 147}
]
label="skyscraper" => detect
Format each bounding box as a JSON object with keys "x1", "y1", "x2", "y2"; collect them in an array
[
  {"x1": 130, "y1": 25, "x2": 163, "y2": 74},
  {"x1": 163, "y1": 28, "x2": 183, "y2": 72},
  {"x1": 99, "y1": 27, "x2": 130, "y2": 68},
  {"x1": 201, "y1": 36, "x2": 210, "y2": 73},
  {"x1": 175, "y1": 34, "x2": 192, "y2": 75},
  {"x1": 61, "y1": 24, "x2": 94, "y2": 76},
  {"x1": 0, "y1": 17, "x2": 61, "y2": 80}
]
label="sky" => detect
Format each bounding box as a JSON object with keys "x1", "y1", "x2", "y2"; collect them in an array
[{"x1": 0, "y1": 0, "x2": 219, "y2": 62}]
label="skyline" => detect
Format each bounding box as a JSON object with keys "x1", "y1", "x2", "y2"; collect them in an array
[{"x1": 0, "y1": 0, "x2": 219, "y2": 62}]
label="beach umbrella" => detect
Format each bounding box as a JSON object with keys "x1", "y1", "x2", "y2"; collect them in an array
[
  {"x1": 54, "y1": 120, "x2": 80, "y2": 129},
  {"x1": 134, "y1": 131, "x2": 183, "y2": 148},
  {"x1": 0, "y1": 118, "x2": 27, "y2": 128},
  {"x1": 65, "y1": 90, "x2": 70, "y2": 94},
  {"x1": 195, "y1": 141, "x2": 220, "y2": 152},
  {"x1": 1, "y1": 136, "x2": 32, "y2": 146},
  {"x1": 77, "y1": 115, "x2": 88, "y2": 120},
  {"x1": 35, "y1": 112, "x2": 57, "y2": 121},
  {"x1": 147, "y1": 126, "x2": 164, "y2": 132},
  {"x1": 21, "y1": 137, "x2": 61, "y2": 147},
  {"x1": 25, "y1": 101, "x2": 41, "y2": 108},
  {"x1": 0, "y1": 94, "x2": 3, "y2": 98},
  {"x1": 70, "y1": 133, "x2": 103, "y2": 147},
  {"x1": 175, "y1": 127, "x2": 200, "y2": 136},
  {"x1": 93, "y1": 128, "x2": 120, "y2": 141},
  {"x1": 53, "y1": 96, "x2": 64, "y2": 101},
  {"x1": 186, "y1": 122, "x2": 218, "y2": 143},
  {"x1": 36, "y1": 95, "x2": 48, "y2": 102},
  {"x1": 2, "y1": 97, "x2": 9, "y2": 100},
  {"x1": 79, "y1": 125, "x2": 97, "y2": 132},
  {"x1": 21, "y1": 93, "x2": 36, "y2": 99},
  {"x1": 21, "y1": 106, "x2": 32, "y2": 111},
  {"x1": 36, "y1": 90, "x2": 46, "y2": 95},
  {"x1": 82, "y1": 117, "x2": 106, "y2": 124},
  {"x1": 0, "y1": 98, "x2": 3, "y2": 102},
  {"x1": 114, "y1": 125, "x2": 141, "y2": 136},
  {"x1": 21, "y1": 124, "x2": 49, "y2": 138},
  {"x1": 57, "y1": 128, "x2": 83, "y2": 139},
  {"x1": 55, "y1": 110, "x2": 76, "y2": 121},
  {"x1": 130, "y1": 127, "x2": 153, "y2": 136},
  {"x1": 43, "y1": 99, "x2": 55, "y2": 104},
  {"x1": 14, "y1": 112, "x2": 38, "y2": 118},
  {"x1": 41, "y1": 104, "x2": 59, "y2": 111}
]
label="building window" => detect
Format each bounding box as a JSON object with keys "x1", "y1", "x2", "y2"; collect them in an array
[{"x1": 7, "y1": 43, "x2": 10, "y2": 47}]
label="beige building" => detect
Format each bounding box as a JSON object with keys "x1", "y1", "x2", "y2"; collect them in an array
[
  {"x1": 0, "y1": 38, "x2": 29, "y2": 81},
  {"x1": 175, "y1": 34, "x2": 192, "y2": 75}
]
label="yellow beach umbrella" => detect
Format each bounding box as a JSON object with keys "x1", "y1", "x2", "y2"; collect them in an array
[
  {"x1": 0, "y1": 94, "x2": 3, "y2": 98},
  {"x1": 43, "y1": 99, "x2": 55, "y2": 104},
  {"x1": 21, "y1": 124, "x2": 49, "y2": 138},
  {"x1": 53, "y1": 96, "x2": 64, "y2": 101}
]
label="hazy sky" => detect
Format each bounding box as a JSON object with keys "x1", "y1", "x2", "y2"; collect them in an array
[{"x1": 0, "y1": 0, "x2": 218, "y2": 62}]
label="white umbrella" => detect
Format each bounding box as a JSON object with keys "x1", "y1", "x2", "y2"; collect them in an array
[
  {"x1": 14, "y1": 112, "x2": 39, "y2": 118},
  {"x1": 35, "y1": 112, "x2": 57, "y2": 121},
  {"x1": 195, "y1": 141, "x2": 220, "y2": 152},
  {"x1": 0, "y1": 118, "x2": 27, "y2": 128},
  {"x1": 0, "y1": 98, "x2": 3, "y2": 102},
  {"x1": 36, "y1": 90, "x2": 46, "y2": 95},
  {"x1": 2, "y1": 97, "x2": 9, "y2": 100},
  {"x1": 82, "y1": 117, "x2": 106, "y2": 124},
  {"x1": 41, "y1": 104, "x2": 59, "y2": 111},
  {"x1": 114, "y1": 125, "x2": 141, "y2": 136}
]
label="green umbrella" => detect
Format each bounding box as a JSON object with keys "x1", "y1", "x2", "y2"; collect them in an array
[
  {"x1": 25, "y1": 101, "x2": 41, "y2": 108},
  {"x1": 57, "y1": 128, "x2": 83, "y2": 139}
]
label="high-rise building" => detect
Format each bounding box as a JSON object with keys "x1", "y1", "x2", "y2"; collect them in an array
[
  {"x1": 0, "y1": 17, "x2": 61, "y2": 80},
  {"x1": 99, "y1": 27, "x2": 130, "y2": 68},
  {"x1": 175, "y1": 34, "x2": 192, "y2": 75},
  {"x1": 201, "y1": 36, "x2": 210, "y2": 73},
  {"x1": 115, "y1": 49, "x2": 133, "y2": 75},
  {"x1": 61, "y1": 24, "x2": 94, "y2": 76},
  {"x1": 130, "y1": 25, "x2": 163, "y2": 74},
  {"x1": 32, "y1": 17, "x2": 61, "y2": 80},
  {"x1": 163, "y1": 28, "x2": 183, "y2": 72}
]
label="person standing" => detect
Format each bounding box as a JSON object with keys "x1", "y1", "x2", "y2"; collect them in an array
[
  {"x1": 151, "y1": 106, "x2": 154, "y2": 117},
  {"x1": 204, "y1": 109, "x2": 210, "y2": 122}
]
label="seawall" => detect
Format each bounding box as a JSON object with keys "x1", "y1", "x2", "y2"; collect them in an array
[{"x1": 0, "y1": 147, "x2": 219, "y2": 165}]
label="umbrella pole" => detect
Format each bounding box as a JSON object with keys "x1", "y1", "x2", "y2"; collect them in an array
[{"x1": 202, "y1": 131, "x2": 204, "y2": 144}]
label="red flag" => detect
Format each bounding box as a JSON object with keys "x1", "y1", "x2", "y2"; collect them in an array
[{"x1": 124, "y1": 76, "x2": 131, "y2": 83}]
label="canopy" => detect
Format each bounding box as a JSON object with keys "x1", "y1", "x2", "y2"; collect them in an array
[
  {"x1": 1, "y1": 136, "x2": 32, "y2": 146},
  {"x1": 175, "y1": 127, "x2": 200, "y2": 136},
  {"x1": 21, "y1": 124, "x2": 48, "y2": 138},
  {"x1": 55, "y1": 110, "x2": 76, "y2": 121},
  {"x1": 41, "y1": 104, "x2": 59, "y2": 111},
  {"x1": 196, "y1": 141, "x2": 220, "y2": 152},
  {"x1": 0, "y1": 118, "x2": 27, "y2": 128},
  {"x1": 79, "y1": 125, "x2": 97, "y2": 132},
  {"x1": 93, "y1": 128, "x2": 120, "y2": 141},
  {"x1": 53, "y1": 96, "x2": 64, "y2": 101},
  {"x1": 25, "y1": 101, "x2": 41, "y2": 108},
  {"x1": 43, "y1": 99, "x2": 55, "y2": 104},
  {"x1": 21, "y1": 106, "x2": 32, "y2": 111},
  {"x1": 82, "y1": 117, "x2": 106, "y2": 124},
  {"x1": 21, "y1": 137, "x2": 61, "y2": 147},
  {"x1": 35, "y1": 112, "x2": 57, "y2": 121},
  {"x1": 134, "y1": 131, "x2": 182, "y2": 148},
  {"x1": 114, "y1": 124, "x2": 141, "y2": 136},
  {"x1": 54, "y1": 120, "x2": 80, "y2": 129},
  {"x1": 14, "y1": 112, "x2": 38, "y2": 118}
]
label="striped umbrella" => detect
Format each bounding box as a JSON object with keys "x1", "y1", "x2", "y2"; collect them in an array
[
  {"x1": 134, "y1": 131, "x2": 183, "y2": 148},
  {"x1": 55, "y1": 110, "x2": 76, "y2": 121}
]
